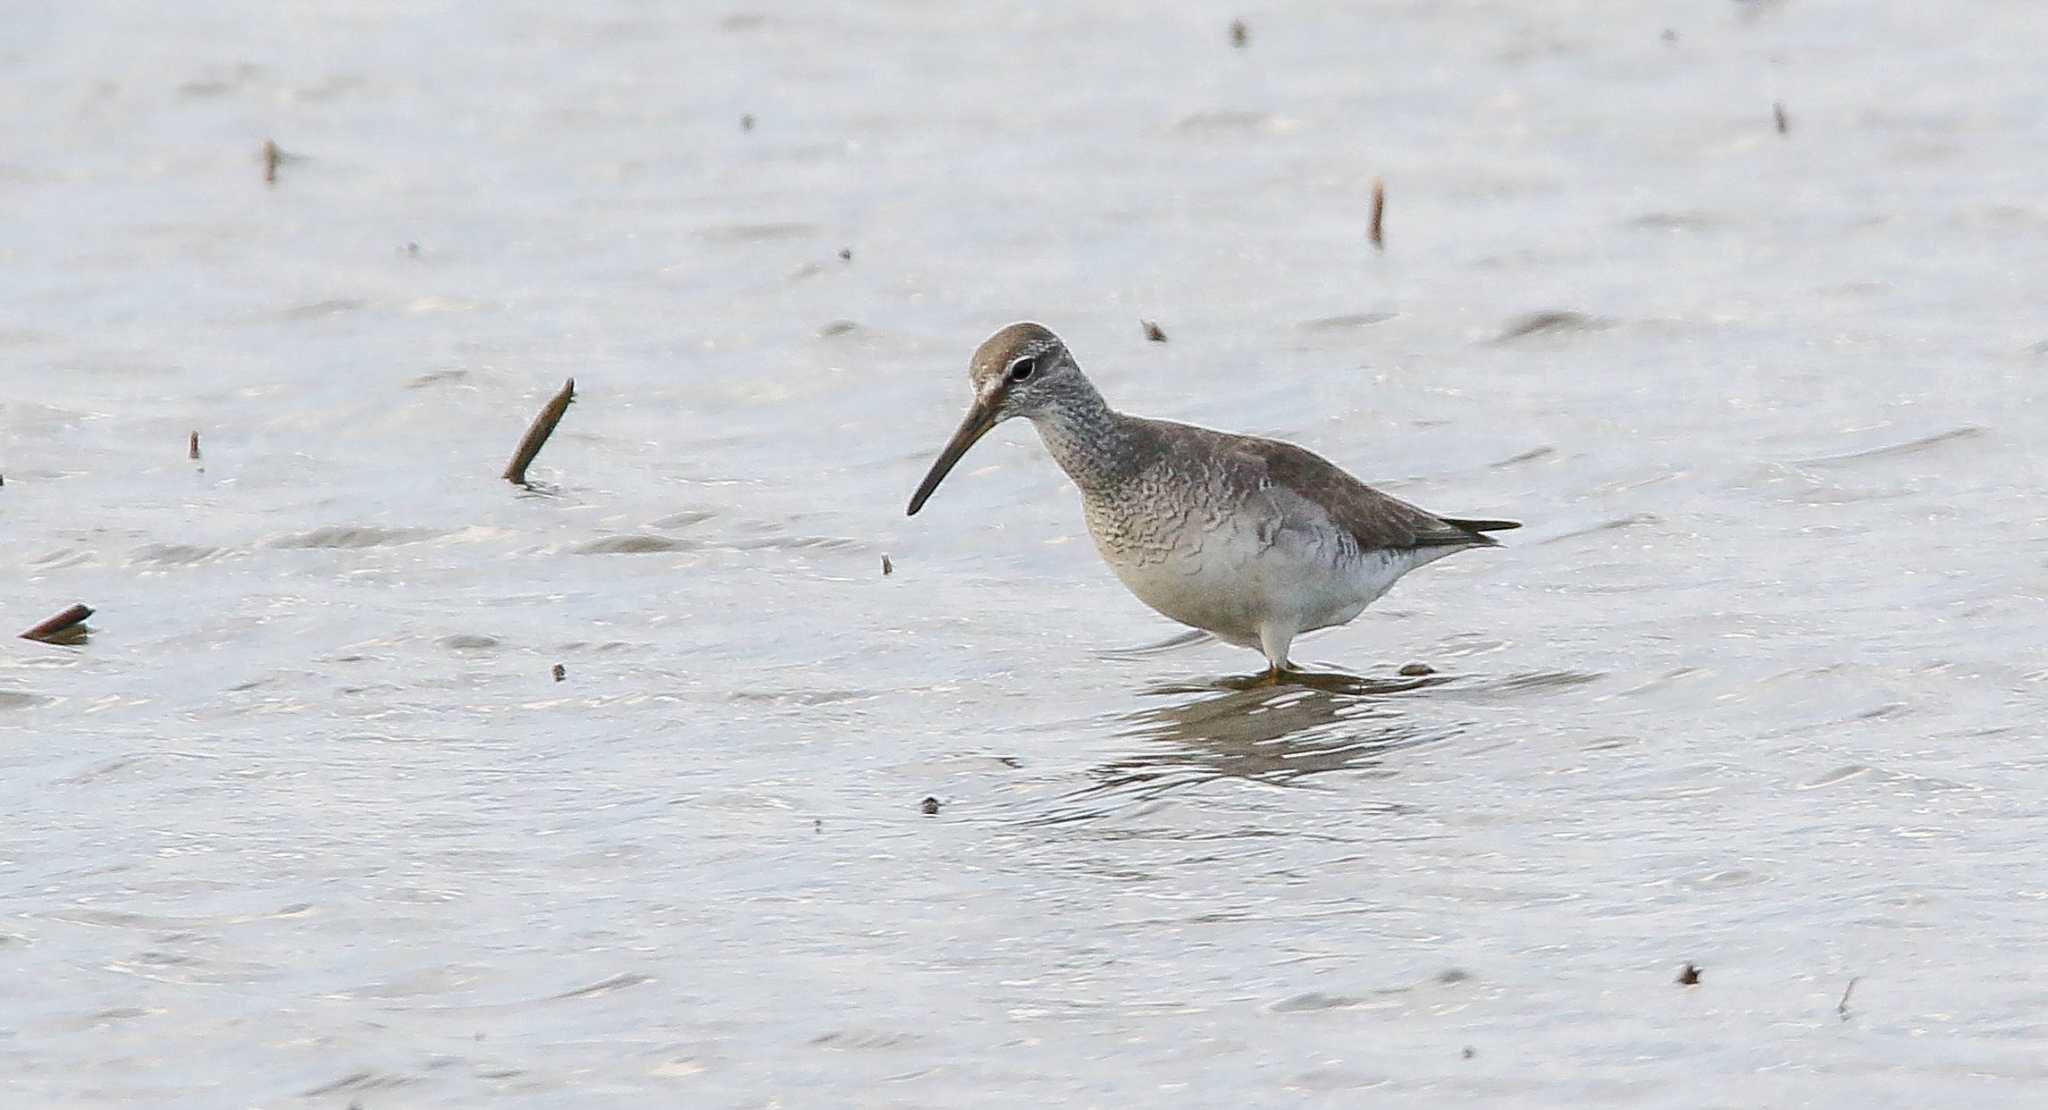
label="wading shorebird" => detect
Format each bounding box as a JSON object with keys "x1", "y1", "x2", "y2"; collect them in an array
[{"x1": 906, "y1": 323, "x2": 1518, "y2": 683}]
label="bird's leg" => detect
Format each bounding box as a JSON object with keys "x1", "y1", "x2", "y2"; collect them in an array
[{"x1": 1254, "y1": 624, "x2": 1297, "y2": 687}]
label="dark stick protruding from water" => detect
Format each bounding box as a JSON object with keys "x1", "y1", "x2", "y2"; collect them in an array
[
  {"x1": 920, "y1": 796, "x2": 940, "y2": 815},
  {"x1": 1369, "y1": 178, "x2": 1386, "y2": 250},
  {"x1": 881, "y1": 555, "x2": 893, "y2": 576},
  {"x1": 503, "y1": 378, "x2": 576, "y2": 485},
  {"x1": 1230, "y1": 19, "x2": 1248, "y2": 47},
  {"x1": 22, "y1": 604, "x2": 92, "y2": 644},
  {"x1": 1676, "y1": 963, "x2": 1701, "y2": 986},
  {"x1": 552, "y1": 663, "x2": 566, "y2": 682},
  {"x1": 1141, "y1": 320, "x2": 1168, "y2": 342},
  {"x1": 1837, "y1": 976, "x2": 1858, "y2": 1020},
  {"x1": 263, "y1": 140, "x2": 281, "y2": 185},
  {"x1": 189, "y1": 431, "x2": 200, "y2": 460},
  {"x1": 1773, "y1": 101, "x2": 1789, "y2": 135}
]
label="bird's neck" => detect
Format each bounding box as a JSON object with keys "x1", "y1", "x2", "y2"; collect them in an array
[{"x1": 1028, "y1": 383, "x2": 1143, "y2": 495}]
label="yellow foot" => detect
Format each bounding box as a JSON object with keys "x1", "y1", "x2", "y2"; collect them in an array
[{"x1": 1249, "y1": 665, "x2": 1294, "y2": 688}]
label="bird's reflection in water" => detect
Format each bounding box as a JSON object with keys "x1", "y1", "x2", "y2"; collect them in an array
[{"x1": 1060, "y1": 670, "x2": 1459, "y2": 813}]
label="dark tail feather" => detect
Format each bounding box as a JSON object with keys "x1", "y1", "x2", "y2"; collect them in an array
[
  {"x1": 1442, "y1": 517, "x2": 1520, "y2": 533},
  {"x1": 1442, "y1": 516, "x2": 1520, "y2": 545}
]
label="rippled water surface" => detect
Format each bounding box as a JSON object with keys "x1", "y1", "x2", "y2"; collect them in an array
[{"x1": 6, "y1": 1, "x2": 2048, "y2": 1105}]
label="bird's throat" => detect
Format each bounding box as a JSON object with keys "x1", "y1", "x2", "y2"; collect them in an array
[{"x1": 1030, "y1": 395, "x2": 1142, "y2": 496}]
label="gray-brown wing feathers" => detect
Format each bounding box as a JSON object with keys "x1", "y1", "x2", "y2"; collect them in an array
[{"x1": 1235, "y1": 437, "x2": 1515, "y2": 551}]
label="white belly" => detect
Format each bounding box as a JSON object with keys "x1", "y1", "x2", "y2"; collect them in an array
[{"x1": 1094, "y1": 514, "x2": 1440, "y2": 647}]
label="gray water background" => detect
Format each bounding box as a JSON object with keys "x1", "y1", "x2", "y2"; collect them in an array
[{"x1": 4, "y1": 0, "x2": 2047, "y2": 1105}]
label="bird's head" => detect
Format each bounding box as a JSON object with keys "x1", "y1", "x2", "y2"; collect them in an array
[{"x1": 906, "y1": 322, "x2": 1084, "y2": 515}]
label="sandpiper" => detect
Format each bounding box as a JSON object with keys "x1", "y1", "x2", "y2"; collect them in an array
[{"x1": 907, "y1": 323, "x2": 1518, "y2": 681}]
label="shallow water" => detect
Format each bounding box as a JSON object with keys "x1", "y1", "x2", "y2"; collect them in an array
[{"x1": 5, "y1": 1, "x2": 2048, "y2": 1105}]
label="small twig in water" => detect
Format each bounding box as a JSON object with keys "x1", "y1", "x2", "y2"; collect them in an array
[
  {"x1": 22, "y1": 604, "x2": 93, "y2": 644},
  {"x1": 503, "y1": 378, "x2": 576, "y2": 485},
  {"x1": 1837, "y1": 976, "x2": 1859, "y2": 1020},
  {"x1": 881, "y1": 555, "x2": 893, "y2": 576},
  {"x1": 1774, "y1": 101, "x2": 1790, "y2": 135},
  {"x1": 1141, "y1": 320, "x2": 1168, "y2": 342},
  {"x1": 1369, "y1": 178, "x2": 1386, "y2": 251},
  {"x1": 263, "y1": 139, "x2": 281, "y2": 185},
  {"x1": 189, "y1": 431, "x2": 201, "y2": 460},
  {"x1": 1230, "y1": 19, "x2": 1249, "y2": 48}
]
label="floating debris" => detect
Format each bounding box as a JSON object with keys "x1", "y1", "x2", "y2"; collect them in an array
[
  {"x1": 838, "y1": 247, "x2": 852, "y2": 261},
  {"x1": 1837, "y1": 976, "x2": 1859, "y2": 1020},
  {"x1": 1461, "y1": 1046, "x2": 1476, "y2": 1060},
  {"x1": 188, "y1": 431, "x2": 200, "y2": 460},
  {"x1": 552, "y1": 663, "x2": 566, "y2": 682},
  {"x1": 1368, "y1": 178, "x2": 1386, "y2": 251},
  {"x1": 1773, "y1": 101, "x2": 1790, "y2": 135},
  {"x1": 1141, "y1": 320, "x2": 1168, "y2": 342},
  {"x1": 1230, "y1": 19, "x2": 1248, "y2": 47},
  {"x1": 503, "y1": 378, "x2": 575, "y2": 485},
  {"x1": 1677, "y1": 963, "x2": 1702, "y2": 986},
  {"x1": 1398, "y1": 662, "x2": 1435, "y2": 677},
  {"x1": 263, "y1": 139, "x2": 281, "y2": 184},
  {"x1": 21, "y1": 604, "x2": 92, "y2": 644},
  {"x1": 740, "y1": 113, "x2": 755, "y2": 132},
  {"x1": 919, "y1": 796, "x2": 940, "y2": 816},
  {"x1": 405, "y1": 241, "x2": 421, "y2": 257},
  {"x1": 881, "y1": 554, "x2": 893, "y2": 576}
]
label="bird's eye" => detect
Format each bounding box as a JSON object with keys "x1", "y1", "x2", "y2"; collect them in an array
[{"x1": 1008, "y1": 357, "x2": 1037, "y2": 382}]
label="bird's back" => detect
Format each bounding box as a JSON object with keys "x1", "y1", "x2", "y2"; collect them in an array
[{"x1": 1097, "y1": 416, "x2": 1512, "y2": 557}]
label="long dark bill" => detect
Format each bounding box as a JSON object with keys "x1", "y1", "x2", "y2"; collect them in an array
[{"x1": 906, "y1": 400, "x2": 998, "y2": 516}]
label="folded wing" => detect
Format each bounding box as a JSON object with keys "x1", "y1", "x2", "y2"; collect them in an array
[{"x1": 1235, "y1": 437, "x2": 1518, "y2": 551}]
